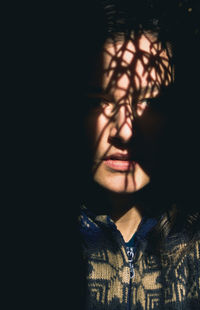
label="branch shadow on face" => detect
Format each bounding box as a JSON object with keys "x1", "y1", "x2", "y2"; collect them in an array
[{"x1": 84, "y1": 32, "x2": 174, "y2": 194}]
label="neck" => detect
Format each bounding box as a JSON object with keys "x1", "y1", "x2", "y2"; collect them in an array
[
  {"x1": 108, "y1": 192, "x2": 143, "y2": 243},
  {"x1": 84, "y1": 182, "x2": 145, "y2": 242}
]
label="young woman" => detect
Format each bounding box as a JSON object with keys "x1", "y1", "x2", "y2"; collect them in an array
[{"x1": 78, "y1": 1, "x2": 200, "y2": 309}]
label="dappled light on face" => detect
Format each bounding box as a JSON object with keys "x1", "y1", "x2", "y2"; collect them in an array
[
  {"x1": 102, "y1": 34, "x2": 172, "y2": 99},
  {"x1": 85, "y1": 33, "x2": 173, "y2": 193}
]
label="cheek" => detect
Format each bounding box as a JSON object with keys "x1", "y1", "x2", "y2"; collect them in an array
[
  {"x1": 85, "y1": 112, "x2": 109, "y2": 151},
  {"x1": 135, "y1": 58, "x2": 172, "y2": 88}
]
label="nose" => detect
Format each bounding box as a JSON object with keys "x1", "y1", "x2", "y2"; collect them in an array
[{"x1": 110, "y1": 104, "x2": 134, "y2": 143}]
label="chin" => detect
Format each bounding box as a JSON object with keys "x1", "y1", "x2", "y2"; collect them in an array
[{"x1": 94, "y1": 172, "x2": 150, "y2": 194}]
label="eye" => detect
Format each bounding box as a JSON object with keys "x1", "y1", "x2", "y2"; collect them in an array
[
  {"x1": 86, "y1": 95, "x2": 108, "y2": 112},
  {"x1": 101, "y1": 99, "x2": 116, "y2": 116},
  {"x1": 135, "y1": 99, "x2": 150, "y2": 116},
  {"x1": 86, "y1": 94, "x2": 116, "y2": 117},
  {"x1": 86, "y1": 92, "x2": 113, "y2": 107}
]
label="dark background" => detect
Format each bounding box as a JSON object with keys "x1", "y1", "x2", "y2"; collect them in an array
[{"x1": 7, "y1": 0, "x2": 200, "y2": 309}]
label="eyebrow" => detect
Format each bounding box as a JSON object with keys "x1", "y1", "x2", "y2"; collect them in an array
[
  {"x1": 86, "y1": 86, "x2": 104, "y2": 94},
  {"x1": 86, "y1": 84, "x2": 167, "y2": 102},
  {"x1": 85, "y1": 87, "x2": 113, "y2": 101},
  {"x1": 134, "y1": 85, "x2": 161, "y2": 97}
]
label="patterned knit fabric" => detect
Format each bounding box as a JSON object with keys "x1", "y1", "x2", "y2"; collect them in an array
[
  {"x1": 125, "y1": 217, "x2": 158, "y2": 280},
  {"x1": 79, "y1": 206, "x2": 200, "y2": 310}
]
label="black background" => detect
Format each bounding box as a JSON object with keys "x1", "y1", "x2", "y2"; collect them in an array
[{"x1": 5, "y1": 1, "x2": 200, "y2": 309}]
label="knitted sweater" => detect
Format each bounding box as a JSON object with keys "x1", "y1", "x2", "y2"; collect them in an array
[{"x1": 79, "y1": 206, "x2": 200, "y2": 310}]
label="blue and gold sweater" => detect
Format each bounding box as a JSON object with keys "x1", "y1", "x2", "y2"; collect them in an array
[{"x1": 79, "y1": 206, "x2": 200, "y2": 310}]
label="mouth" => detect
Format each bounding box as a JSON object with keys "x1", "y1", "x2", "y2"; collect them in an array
[{"x1": 102, "y1": 153, "x2": 136, "y2": 172}]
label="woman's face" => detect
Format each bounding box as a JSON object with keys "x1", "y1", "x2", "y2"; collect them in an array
[{"x1": 85, "y1": 34, "x2": 172, "y2": 193}]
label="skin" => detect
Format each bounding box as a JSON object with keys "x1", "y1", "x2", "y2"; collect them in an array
[{"x1": 85, "y1": 33, "x2": 172, "y2": 241}]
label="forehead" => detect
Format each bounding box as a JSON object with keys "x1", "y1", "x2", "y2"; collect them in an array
[
  {"x1": 100, "y1": 34, "x2": 172, "y2": 94},
  {"x1": 104, "y1": 32, "x2": 170, "y2": 56},
  {"x1": 103, "y1": 34, "x2": 171, "y2": 69}
]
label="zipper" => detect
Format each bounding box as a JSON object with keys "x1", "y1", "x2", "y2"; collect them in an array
[
  {"x1": 127, "y1": 248, "x2": 135, "y2": 310},
  {"x1": 127, "y1": 277, "x2": 131, "y2": 310},
  {"x1": 127, "y1": 247, "x2": 135, "y2": 280}
]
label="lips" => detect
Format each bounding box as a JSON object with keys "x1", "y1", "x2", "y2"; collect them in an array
[
  {"x1": 103, "y1": 152, "x2": 132, "y2": 160},
  {"x1": 102, "y1": 153, "x2": 135, "y2": 171}
]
